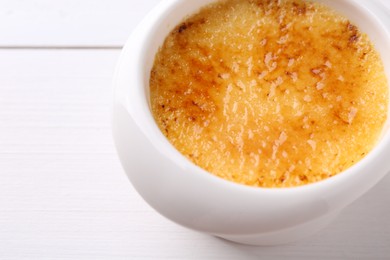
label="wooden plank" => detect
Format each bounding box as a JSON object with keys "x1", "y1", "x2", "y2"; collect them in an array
[
  {"x1": 0, "y1": 0, "x2": 161, "y2": 47},
  {"x1": 0, "y1": 50, "x2": 389, "y2": 259},
  {"x1": 0, "y1": 0, "x2": 388, "y2": 47}
]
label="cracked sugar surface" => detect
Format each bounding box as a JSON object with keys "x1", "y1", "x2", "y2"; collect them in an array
[{"x1": 150, "y1": 0, "x2": 388, "y2": 188}]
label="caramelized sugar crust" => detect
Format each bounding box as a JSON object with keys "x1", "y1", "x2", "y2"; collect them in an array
[{"x1": 150, "y1": 0, "x2": 389, "y2": 188}]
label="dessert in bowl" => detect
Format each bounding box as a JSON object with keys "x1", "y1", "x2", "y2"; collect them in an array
[{"x1": 112, "y1": 0, "x2": 390, "y2": 245}]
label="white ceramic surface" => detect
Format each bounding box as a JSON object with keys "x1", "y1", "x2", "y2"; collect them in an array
[{"x1": 112, "y1": 0, "x2": 390, "y2": 245}]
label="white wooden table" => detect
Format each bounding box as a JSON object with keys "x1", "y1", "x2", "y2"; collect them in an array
[{"x1": 0, "y1": 1, "x2": 390, "y2": 259}]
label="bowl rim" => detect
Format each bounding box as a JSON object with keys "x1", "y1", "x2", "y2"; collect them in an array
[{"x1": 113, "y1": 0, "x2": 390, "y2": 194}]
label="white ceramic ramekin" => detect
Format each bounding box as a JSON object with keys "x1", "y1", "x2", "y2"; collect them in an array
[{"x1": 112, "y1": 0, "x2": 390, "y2": 245}]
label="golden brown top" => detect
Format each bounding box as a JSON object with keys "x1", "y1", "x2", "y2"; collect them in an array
[{"x1": 150, "y1": 0, "x2": 389, "y2": 188}]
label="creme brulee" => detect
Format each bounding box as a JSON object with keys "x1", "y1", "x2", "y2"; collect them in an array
[{"x1": 149, "y1": 0, "x2": 389, "y2": 188}]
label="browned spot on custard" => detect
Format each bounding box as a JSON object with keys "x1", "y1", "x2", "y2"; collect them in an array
[{"x1": 150, "y1": 0, "x2": 389, "y2": 188}]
